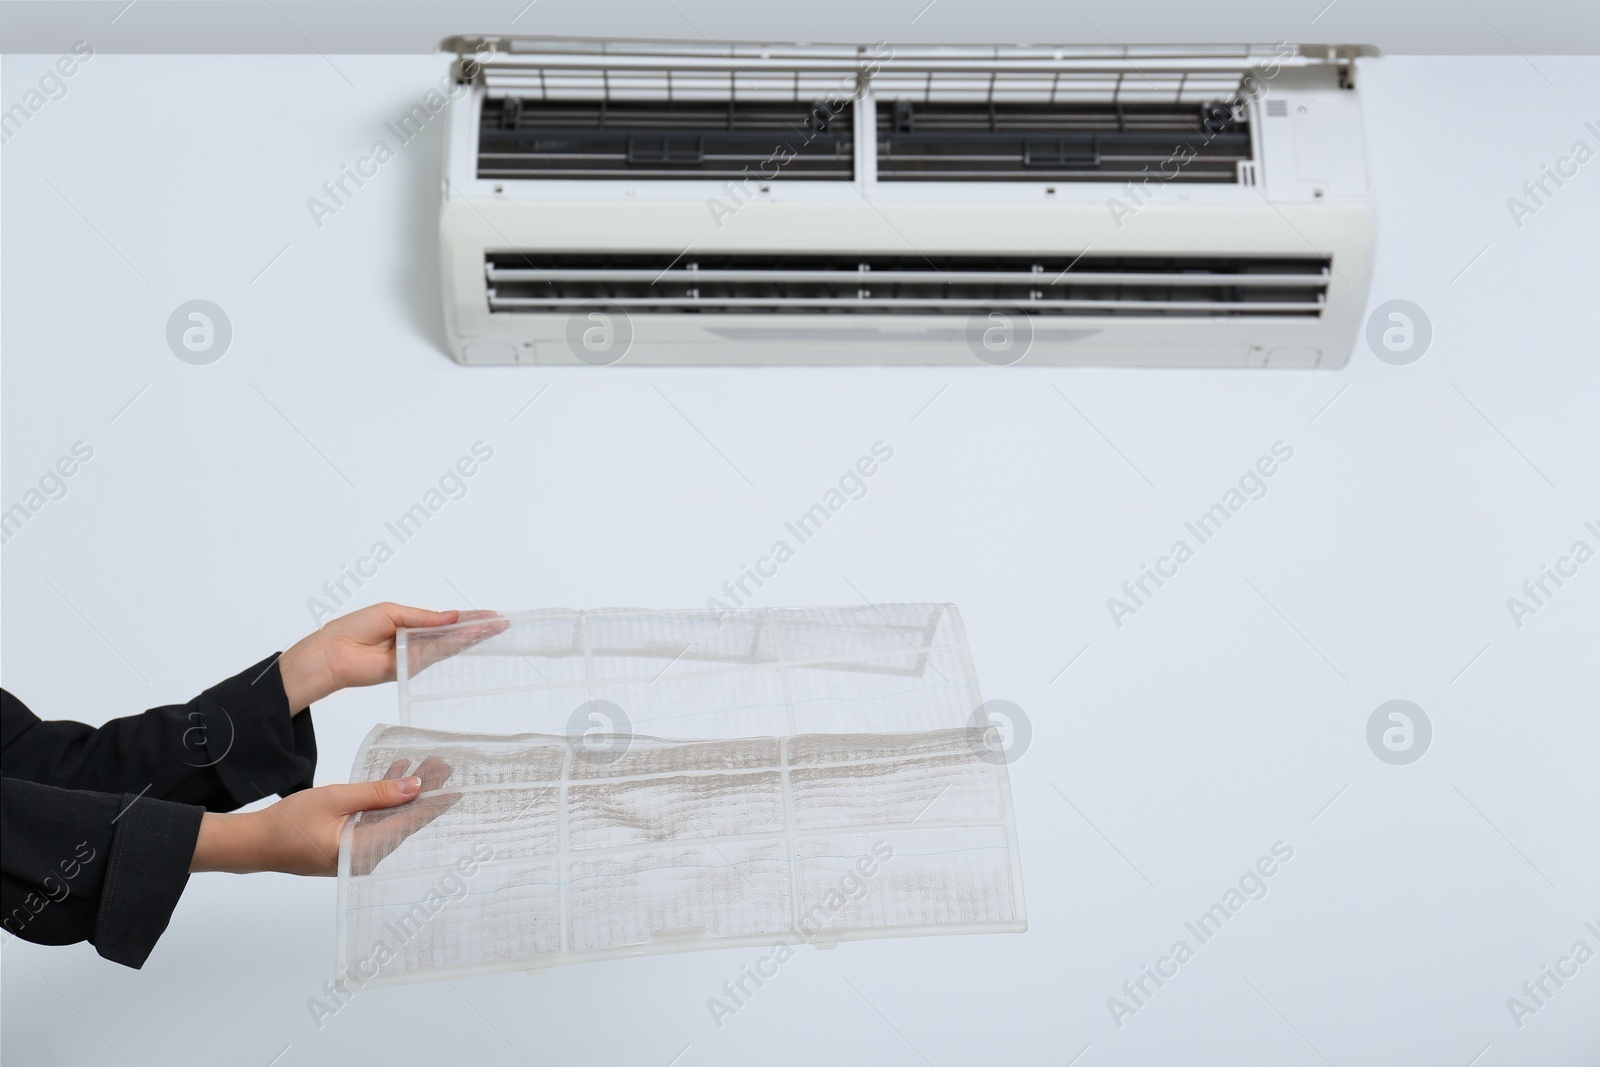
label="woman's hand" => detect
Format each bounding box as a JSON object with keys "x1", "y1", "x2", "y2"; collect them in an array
[
  {"x1": 191, "y1": 756, "x2": 460, "y2": 876},
  {"x1": 278, "y1": 603, "x2": 506, "y2": 714}
]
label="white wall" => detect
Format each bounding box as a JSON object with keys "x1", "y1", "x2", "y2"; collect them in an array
[{"x1": 3, "y1": 50, "x2": 1598, "y2": 1067}]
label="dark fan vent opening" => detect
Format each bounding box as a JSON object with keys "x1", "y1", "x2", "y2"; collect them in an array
[
  {"x1": 875, "y1": 99, "x2": 1251, "y2": 182},
  {"x1": 485, "y1": 251, "x2": 1328, "y2": 318},
  {"x1": 478, "y1": 98, "x2": 854, "y2": 180}
]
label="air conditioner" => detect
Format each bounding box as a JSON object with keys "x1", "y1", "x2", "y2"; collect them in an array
[{"x1": 437, "y1": 37, "x2": 1377, "y2": 367}]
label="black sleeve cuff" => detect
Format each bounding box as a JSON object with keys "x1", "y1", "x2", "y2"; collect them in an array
[
  {"x1": 197, "y1": 654, "x2": 318, "y2": 807},
  {"x1": 92, "y1": 794, "x2": 203, "y2": 969}
]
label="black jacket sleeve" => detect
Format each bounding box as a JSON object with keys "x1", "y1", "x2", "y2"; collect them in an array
[
  {"x1": 1, "y1": 780, "x2": 201, "y2": 966},
  {"x1": 0, "y1": 654, "x2": 318, "y2": 968}
]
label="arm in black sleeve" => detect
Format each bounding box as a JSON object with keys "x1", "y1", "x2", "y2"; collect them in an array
[
  {"x1": 1, "y1": 777, "x2": 202, "y2": 968},
  {"x1": 0, "y1": 653, "x2": 317, "y2": 812},
  {"x1": 1, "y1": 656, "x2": 320, "y2": 968}
]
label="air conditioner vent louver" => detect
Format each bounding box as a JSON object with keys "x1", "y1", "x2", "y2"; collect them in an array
[
  {"x1": 875, "y1": 100, "x2": 1250, "y2": 182},
  {"x1": 478, "y1": 99, "x2": 853, "y2": 179},
  {"x1": 484, "y1": 253, "x2": 1329, "y2": 318}
]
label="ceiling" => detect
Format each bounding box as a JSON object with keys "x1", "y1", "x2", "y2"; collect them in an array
[{"x1": 1, "y1": 0, "x2": 1596, "y2": 55}]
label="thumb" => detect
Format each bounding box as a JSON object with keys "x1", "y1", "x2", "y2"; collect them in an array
[
  {"x1": 384, "y1": 604, "x2": 460, "y2": 630},
  {"x1": 327, "y1": 775, "x2": 422, "y2": 815}
]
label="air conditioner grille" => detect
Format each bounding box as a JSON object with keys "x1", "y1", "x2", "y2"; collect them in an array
[
  {"x1": 478, "y1": 99, "x2": 853, "y2": 179},
  {"x1": 484, "y1": 252, "x2": 1329, "y2": 318},
  {"x1": 876, "y1": 100, "x2": 1250, "y2": 181}
]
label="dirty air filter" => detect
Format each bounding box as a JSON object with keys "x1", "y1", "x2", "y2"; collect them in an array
[{"x1": 335, "y1": 604, "x2": 1026, "y2": 985}]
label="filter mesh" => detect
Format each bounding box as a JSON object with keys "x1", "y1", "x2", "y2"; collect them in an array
[{"x1": 336, "y1": 605, "x2": 1025, "y2": 984}]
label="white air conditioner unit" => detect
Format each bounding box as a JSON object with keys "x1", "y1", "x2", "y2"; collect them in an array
[{"x1": 437, "y1": 37, "x2": 1377, "y2": 367}]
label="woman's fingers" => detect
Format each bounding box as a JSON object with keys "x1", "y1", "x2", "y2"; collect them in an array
[
  {"x1": 295, "y1": 603, "x2": 502, "y2": 700},
  {"x1": 412, "y1": 755, "x2": 455, "y2": 793},
  {"x1": 349, "y1": 791, "x2": 462, "y2": 878},
  {"x1": 320, "y1": 776, "x2": 422, "y2": 817},
  {"x1": 411, "y1": 615, "x2": 510, "y2": 675},
  {"x1": 347, "y1": 757, "x2": 461, "y2": 876},
  {"x1": 375, "y1": 792, "x2": 462, "y2": 841}
]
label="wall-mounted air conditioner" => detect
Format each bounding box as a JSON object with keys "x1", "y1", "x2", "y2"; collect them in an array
[{"x1": 437, "y1": 37, "x2": 1377, "y2": 367}]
